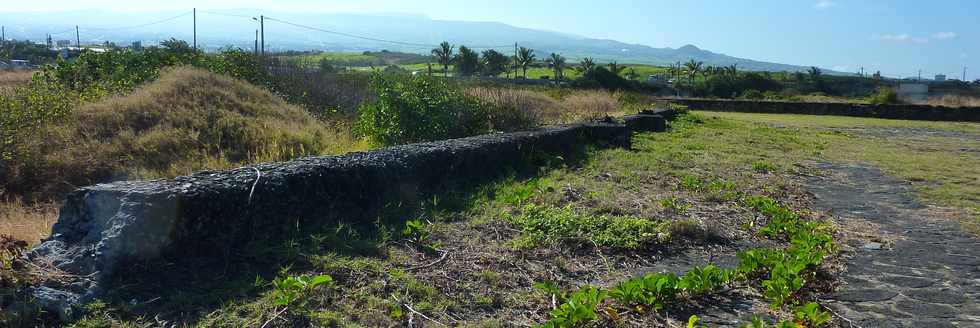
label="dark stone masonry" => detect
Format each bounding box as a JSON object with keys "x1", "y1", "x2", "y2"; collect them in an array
[
  {"x1": 670, "y1": 98, "x2": 980, "y2": 122},
  {"x1": 27, "y1": 114, "x2": 676, "y2": 319}
]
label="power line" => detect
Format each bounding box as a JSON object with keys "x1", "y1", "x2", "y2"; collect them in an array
[
  {"x1": 264, "y1": 16, "x2": 511, "y2": 49},
  {"x1": 197, "y1": 10, "x2": 257, "y2": 19},
  {"x1": 85, "y1": 11, "x2": 193, "y2": 31}
]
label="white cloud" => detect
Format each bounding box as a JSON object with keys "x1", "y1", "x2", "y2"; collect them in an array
[
  {"x1": 933, "y1": 32, "x2": 957, "y2": 40},
  {"x1": 814, "y1": 0, "x2": 835, "y2": 9},
  {"x1": 872, "y1": 33, "x2": 928, "y2": 44}
]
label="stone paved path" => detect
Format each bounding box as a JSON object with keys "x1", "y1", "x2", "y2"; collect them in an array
[{"x1": 805, "y1": 162, "x2": 980, "y2": 327}]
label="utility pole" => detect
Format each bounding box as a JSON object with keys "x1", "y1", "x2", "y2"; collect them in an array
[
  {"x1": 1, "y1": 26, "x2": 4, "y2": 44},
  {"x1": 193, "y1": 8, "x2": 197, "y2": 50},
  {"x1": 860, "y1": 67, "x2": 864, "y2": 77},
  {"x1": 917, "y1": 69, "x2": 921, "y2": 81},
  {"x1": 513, "y1": 42, "x2": 518, "y2": 79},
  {"x1": 260, "y1": 15, "x2": 264, "y2": 56},
  {"x1": 254, "y1": 30, "x2": 258, "y2": 56},
  {"x1": 964, "y1": 67, "x2": 968, "y2": 81},
  {"x1": 75, "y1": 25, "x2": 80, "y2": 48}
]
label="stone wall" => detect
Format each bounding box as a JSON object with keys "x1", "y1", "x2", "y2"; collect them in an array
[
  {"x1": 670, "y1": 98, "x2": 980, "y2": 122},
  {"x1": 28, "y1": 117, "x2": 675, "y2": 319}
]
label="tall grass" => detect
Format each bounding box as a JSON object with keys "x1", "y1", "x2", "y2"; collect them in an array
[
  {"x1": 2, "y1": 66, "x2": 367, "y2": 200},
  {"x1": 0, "y1": 198, "x2": 57, "y2": 246},
  {"x1": 921, "y1": 95, "x2": 980, "y2": 108},
  {"x1": 466, "y1": 87, "x2": 627, "y2": 130}
]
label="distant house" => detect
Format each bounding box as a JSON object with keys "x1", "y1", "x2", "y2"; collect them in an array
[
  {"x1": 56, "y1": 40, "x2": 71, "y2": 47},
  {"x1": 935, "y1": 74, "x2": 946, "y2": 82},
  {"x1": 896, "y1": 83, "x2": 928, "y2": 102}
]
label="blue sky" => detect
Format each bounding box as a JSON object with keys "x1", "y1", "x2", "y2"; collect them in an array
[{"x1": 3, "y1": 0, "x2": 977, "y2": 80}]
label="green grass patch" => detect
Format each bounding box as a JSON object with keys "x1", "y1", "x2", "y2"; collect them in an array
[{"x1": 507, "y1": 204, "x2": 669, "y2": 250}]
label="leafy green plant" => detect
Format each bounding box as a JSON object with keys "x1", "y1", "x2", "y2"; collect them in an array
[
  {"x1": 538, "y1": 286, "x2": 607, "y2": 328},
  {"x1": 534, "y1": 281, "x2": 568, "y2": 304},
  {"x1": 508, "y1": 204, "x2": 669, "y2": 250},
  {"x1": 752, "y1": 161, "x2": 778, "y2": 173},
  {"x1": 681, "y1": 175, "x2": 702, "y2": 191},
  {"x1": 609, "y1": 273, "x2": 678, "y2": 310},
  {"x1": 501, "y1": 178, "x2": 554, "y2": 206},
  {"x1": 270, "y1": 272, "x2": 334, "y2": 307},
  {"x1": 678, "y1": 265, "x2": 732, "y2": 296},
  {"x1": 869, "y1": 86, "x2": 900, "y2": 105},
  {"x1": 761, "y1": 263, "x2": 805, "y2": 309},
  {"x1": 687, "y1": 315, "x2": 706, "y2": 328},
  {"x1": 402, "y1": 218, "x2": 439, "y2": 252},
  {"x1": 660, "y1": 197, "x2": 692, "y2": 213},
  {"x1": 793, "y1": 302, "x2": 830, "y2": 327},
  {"x1": 356, "y1": 73, "x2": 489, "y2": 145}
]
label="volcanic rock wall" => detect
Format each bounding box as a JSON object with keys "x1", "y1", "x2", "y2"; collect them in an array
[
  {"x1": 671, "y1": 98, "x2": 980, "y2": 122},
  {"x1": 28, "y1": 117, "x2": 676, "y2": 319}
]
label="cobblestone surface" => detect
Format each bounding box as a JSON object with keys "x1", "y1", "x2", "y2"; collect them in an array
[{"x1": 805, "y1": 162, "x2": 980, "y2": 327}]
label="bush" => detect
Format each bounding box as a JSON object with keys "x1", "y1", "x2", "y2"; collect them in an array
[
  {"x1": 356, "y1": 74, "x2": 489, "y2": 145},
  {"x1": 869, "y1": 87, "x2": 900, "y2": 105},
  {"x1": 741, "y1": 89, "x2": 764, "y2": 100}
]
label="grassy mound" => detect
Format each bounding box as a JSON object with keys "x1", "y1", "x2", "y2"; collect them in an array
[{"x1": 4, "y1": 66, "x2": 365, "y2": 199}]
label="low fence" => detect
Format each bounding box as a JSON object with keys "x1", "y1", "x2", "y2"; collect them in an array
[
  {"x1": 28, "y1": 113, "x2": 671, "y2": 319},
  {"x1": 669, "y1": 98, "x2": 980, "y2": 122}
]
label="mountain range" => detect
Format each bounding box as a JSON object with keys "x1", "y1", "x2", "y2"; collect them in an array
[{"x1": 4, "y1": 10, "x2": 827, "y2": 72}]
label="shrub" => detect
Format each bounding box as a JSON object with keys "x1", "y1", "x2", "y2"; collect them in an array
[
  {"x1": 869, "y1": 87, "x2": 900, "y2": 105},
  {"x1": 357, "y1": 74, "x2": 489, "y2": 145},
  {"x1": 741, "y1": 89, "x2": 764, "y2": 100}
]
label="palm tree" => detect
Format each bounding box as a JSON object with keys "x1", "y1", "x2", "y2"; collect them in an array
[
  {"x1": 545, "y1": 53, "x2": 566, "y2": 85},
  {"x1": 725, "y1": 64, "x2": 738, "y2": 77},
  {"x1": 683, "y1": 60, "x2": 704, "y2": 85},
  {"x1": 808, "y1": 66, "x2": 822, "y2": 81},
  {"x1": 607, "y1": 61, "x2": 626, "y2": 76},
  {"x1": 577, "y1": 57, "x2": 597, "y2": 75},
  {"x1": 431, "y1": 41, "x2": 454, "y2": 77},
  {"x1": 516, "y1": 47, "x2": 536, "y2": 78}
]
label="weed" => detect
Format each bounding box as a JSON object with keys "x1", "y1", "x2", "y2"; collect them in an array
[
  {"x1": 681, "y1": 175, "x2": 702, "y2": 191},
  {"x1": 793, "y1": 302, "x2": 830, "y2": 327},
  {"x1": 678, "y1": 265, "x2": 732, "y2": 296},
  {"x1": 269, "y1": 271, "x2": 334, "y2": 307},
  {"x1": 752, "y1": 161, "x2": 778, "y2": 173},
  {"x1": 508, "y1": 204, "x2": 668, "y2": 250},
  {"x1": 609, "y1": 273, "x2": 678, "y2": 310},
  {"x1": 500, "y1": 178, "x2": 553, "y2": 206},
  {"x1": 402, "y1": 218, "x2": 440, "y2": 253},
  {"x1": 537, "y1": 286, "x2": 606, "y2": 328},
  {"x1": 660, "y1": 197, "x2": 691, "y2": 213}
]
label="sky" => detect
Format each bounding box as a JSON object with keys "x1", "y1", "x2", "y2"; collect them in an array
[{"x1": 2, "y1": 0, "x2": 977, "y2": 80}]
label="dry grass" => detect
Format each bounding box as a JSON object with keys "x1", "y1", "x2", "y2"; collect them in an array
[
  {"x1": 0, "y1": 198, "x2": 57, "y2": 246},
  {"x1": 0, "y1": 70, "x2": 34, "y2": 88},
  {"x1": 467, "y1": 87, "x2": 625, "y2": 129},
  {"x1": 0, "y1": 70, "x2": 34, "y2": 96},
  {"x1": 3, "y1": 66, "x2": 368, "y2": 200},
  {"x1": 920, "y1": 95, "x2": 980, "y2": 107}
]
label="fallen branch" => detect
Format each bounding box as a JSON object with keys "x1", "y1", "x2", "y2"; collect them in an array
[
  {"x1": 260, "y1": 306, "x2": 288, "y2": 328},
  {"x1": 394, "y1": 296, "x2": 447, "y2": 327},
  {"x1": 407, "y1": 250, "x2": 449, "y2": 271}
]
